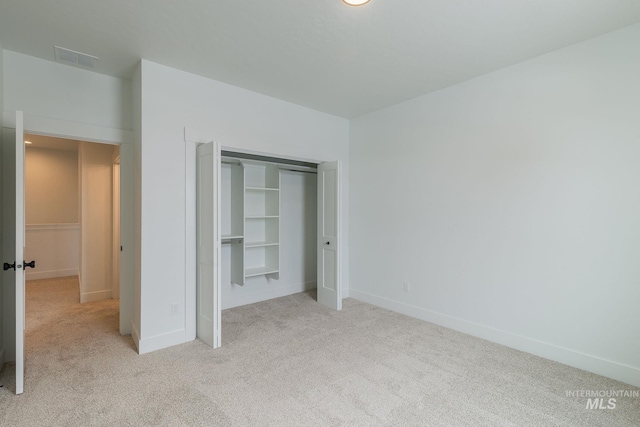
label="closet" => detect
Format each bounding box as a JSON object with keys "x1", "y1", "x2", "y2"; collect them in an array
[
  {"x1": 195, "y1": 143, "x2": 341, "y2": 349},
  {"x1": 221, "y1": 152, "x2": 317, "y2": 292}
]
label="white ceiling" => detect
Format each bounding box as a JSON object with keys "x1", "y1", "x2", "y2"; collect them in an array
[
  {"x1": 1, "y1": 0, "x2": 639, "y2": 118},
  {"x1": 24, "y1": 134, "x2": 80, "y2": 151}
]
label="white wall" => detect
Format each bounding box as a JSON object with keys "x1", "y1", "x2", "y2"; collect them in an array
[
  {"x1": 349, "y1": 24, "x2": 640, "y2": 387},
  {"x1": 25, "y1": 146, "x2": 78, "y2": 224},
  {"x1": 24, "y1": 146, "x2": 80, "y2": 280},
  {"x1": 3, "y1": 50, "x2": 132, "y2": 142},
  {"x1": 79, "y1": 142, "x2": 114, "y2": 303},
  {"x1": 221, "y1": 167, "x2": 317, "y2": 309},
  {"x1": 135, "y1": 60, "x2": 349, "y2": 353}
]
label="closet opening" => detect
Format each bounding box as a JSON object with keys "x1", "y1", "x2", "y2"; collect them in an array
[
  {"x1": 220, "y1": 150, "x2": 318, "y2": 300},
  {"x1": 195, "y1": 143, "x2": 341, "y2": 349}
]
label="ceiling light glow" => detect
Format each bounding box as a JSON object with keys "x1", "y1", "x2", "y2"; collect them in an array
[
  {"x1": 343, "y1": 0, "x2": 370, "y2": 5},
  {"x1": 24, "y1": 140, "x2": 32, "y2": 145}
]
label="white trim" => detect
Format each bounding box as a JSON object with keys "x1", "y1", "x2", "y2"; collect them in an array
[
  {"x1": 349, "y1": 289, "x2": 640, "y2": 388},
  {"x1": 131, "y1": 323, "x2": 140, "y2": 353},
  {"x1": 184, "y1": 134, "x2": 197, "y2": 342},
  {"x1": 26, "y1": 269, "x2": 78, "y2": 281},
  {"x1": 336, "y1": 160, "x2": 342, "y2": 310},
  {"x1": 3, "y1": 112, "x2": 132, "y2": 145},
  {"x1": 137, "y1": 329, "x2": 186, "y2": 355},
  {"x1": 222, "y1": 281, "x2": 317, "y2": 310},
  {"x1": 80, "y1": 289, "x2": 112, "y2": 304},
  {"x1": 184, "y1": 127, "x2": 211, "y2": 144},
  {"x1": 26, "y1": 223, "x2": 79, "y2": 231},
  {"x1": 184, "y1": 127, "x2": 324, "y2": 164}
]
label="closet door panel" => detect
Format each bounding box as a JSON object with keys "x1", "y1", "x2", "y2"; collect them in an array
[{"x1": 317, "y1": 161, "x2": 341, "y2": 311}]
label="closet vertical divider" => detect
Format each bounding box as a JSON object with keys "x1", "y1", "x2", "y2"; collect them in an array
[{"x1": 226, "y1": 161, "x2": 244, "y2": 286}]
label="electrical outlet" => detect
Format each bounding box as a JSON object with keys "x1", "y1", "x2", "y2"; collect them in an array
[
  {"x1": 171, "y1": 303, "x2": 180, "y2": 315},
  {"x1": 403, "y1": 282, "x2": 410, "y2": 292}
]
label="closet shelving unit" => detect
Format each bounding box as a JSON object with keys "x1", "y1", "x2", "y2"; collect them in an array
[
  {"x1": 243, "y1": 161, "x2": 280, "y2": 280},
  {"x1": 222, "y1": 158, "x2": 280, "y2": 285}
]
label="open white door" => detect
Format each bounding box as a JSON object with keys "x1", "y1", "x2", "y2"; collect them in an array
[
  {"x1": 2, "y1": 111, "x2": 26, "y2": 394},
  {"x1": 317, "y1": 161, "x2": 341, "y2": 311},
  {"x1": 196, "y1": 142, "x2": 221, "y2": 348}
]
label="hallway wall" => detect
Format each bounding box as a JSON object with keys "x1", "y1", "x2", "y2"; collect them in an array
[
  {"x1": 79, "y1": 142, "x2": 115, "y2": 303},
  {"x1": 24, "y1": 144, "x2": 79, "y2": 280},
  {"x1": 25, "y1": 146, "x2": 78, "y2": 224}
]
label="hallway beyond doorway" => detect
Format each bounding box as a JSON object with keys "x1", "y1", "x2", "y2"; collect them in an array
[{"x1": 24, "y1": 276, "x2": 120, "y2": 336}]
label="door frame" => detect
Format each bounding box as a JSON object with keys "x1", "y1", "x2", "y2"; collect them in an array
[
  {"x1": 112, "y1": 154, "x2": 121, "y2": 300},
  {"x1": 184, "y1": 128, "x2": 343, "y2": 345},
  {"x1": 3, "y1": 112, "x2": 134, "y2": 336}
]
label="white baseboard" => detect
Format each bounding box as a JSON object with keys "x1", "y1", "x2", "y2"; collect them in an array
[
  {"x1": 349, "y1": 289, "x2": 640, "y2": 388},
  {"x1": 137, "y1": 329, "x2": 186, "y2": 355},
  {"x1": 80, "y1": 289, "x2": 112, "y2": 304},
  {"x1": 26, "y1": 269, "x2": 78, "y2": 281},
  {"x1": 120, "y1": 316, "x2": 132, "y2": 336},
  {"x1": 131, "y1": 323, "x2": 140, "y2": 353},
  {"x1": 222, "y1": 281, "x2": 317, "y2": 310}
]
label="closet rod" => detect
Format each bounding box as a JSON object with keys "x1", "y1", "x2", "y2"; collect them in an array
[
  {"x1": 221, "y1": 158, "x2": 241, "y2": 165},
  {"x1": 222, "y1": 156, "x2": 317, "y2": 173},
  {"x1": 279, "y1": 168, "x2": 317, "y2": 175}
]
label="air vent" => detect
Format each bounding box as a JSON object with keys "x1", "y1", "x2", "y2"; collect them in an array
[{"x1": 54, "y1": 46, "x2": 98, "y2": 69}]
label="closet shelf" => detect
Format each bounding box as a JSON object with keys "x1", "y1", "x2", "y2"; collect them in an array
[
  {"x1": 245, "y1": 241, "x2": 279, "y2": 248},
  {"x1": 245, "y1": 266, "x2": 279, "y2": 278},
  {"x1": 245, "y1": 186, "x2": 279, "y2": 192},
  {"x1": 245, "y1": 215, "x2": 279, "y2": 219},
  {"x1": 222, "y1": 234, "x2": 243, "y2": 240}
]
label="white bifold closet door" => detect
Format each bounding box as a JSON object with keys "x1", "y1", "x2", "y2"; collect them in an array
[
  {"x1": 317, "y1": 161, "x2": 341, "y2": 311},
  {"x1": 196, "y1": 142, "x2": 221, "y2": 348}
]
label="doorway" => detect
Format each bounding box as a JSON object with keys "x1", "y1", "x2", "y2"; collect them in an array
[
  {"x1": 23, "y1": 134, "x2": 121, "y2": 321},
  {"x1": 2, "y1": 113, "x2": 132, "y2": 395}
]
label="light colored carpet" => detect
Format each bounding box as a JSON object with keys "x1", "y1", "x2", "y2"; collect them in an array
[{"x1": 0, "y1": 276, "x2": 638, "y2": 426}]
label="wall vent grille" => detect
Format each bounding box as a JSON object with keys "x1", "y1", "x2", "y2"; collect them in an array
[{"x1": 54, "y1": 46, "x2": 98, "y2": 69}]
